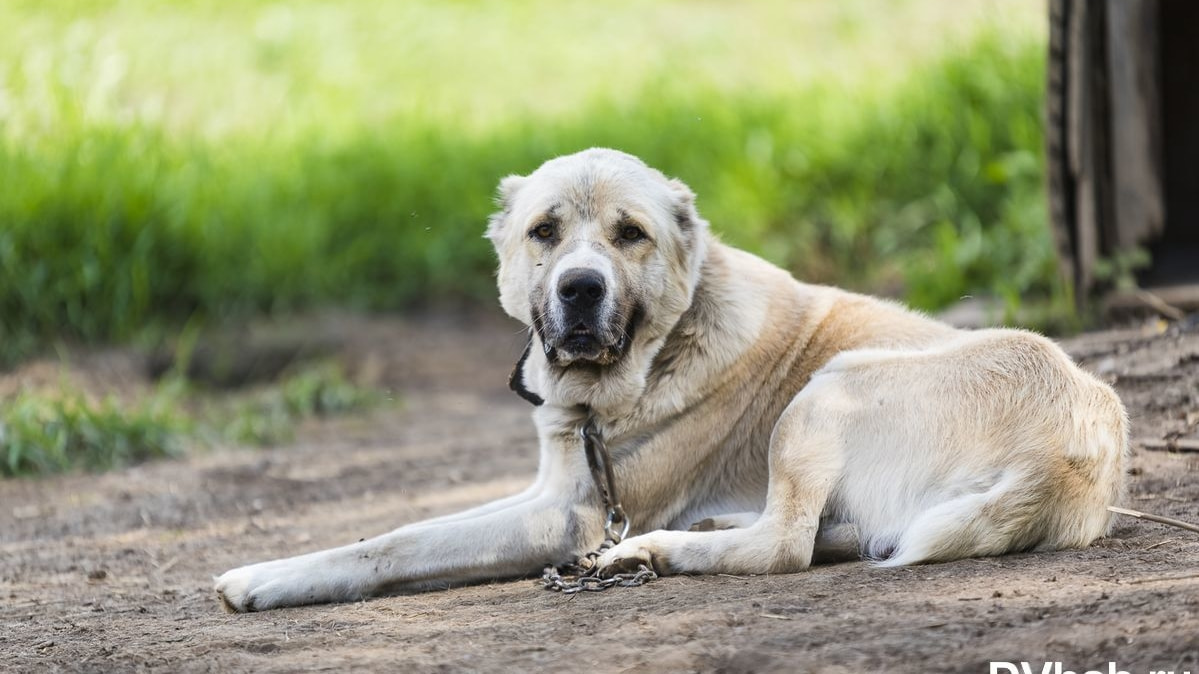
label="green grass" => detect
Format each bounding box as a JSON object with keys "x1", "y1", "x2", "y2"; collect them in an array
[
  {"x1": 0, "y1": 1, "x2": 1056, "y2": 367},
  {"x1": 219, "y1": 362, "x2": 382, "y2": 447},
  {"x1": 1, "y1": 385, "x2": 189, "y2": 476},
  {"x1": 1, "y1": 363, "x2": 383, "y2": 477}
]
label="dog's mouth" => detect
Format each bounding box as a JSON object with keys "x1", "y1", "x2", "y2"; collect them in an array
[
  {"x1": 563, "y1": 323, "x2": 623, "y2": 351},
  {"x1": 537, "y1": 310, "x2": 638, "y2": 367}
]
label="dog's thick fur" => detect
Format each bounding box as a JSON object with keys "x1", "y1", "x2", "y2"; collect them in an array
[{"x1": 215, "y1": 149, "x2": 1128, "y2": 612}]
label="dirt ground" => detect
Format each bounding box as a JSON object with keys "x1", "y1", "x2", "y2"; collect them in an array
[{"x1": 2, "y1": 310, "x2": 1197, "y2": 673}]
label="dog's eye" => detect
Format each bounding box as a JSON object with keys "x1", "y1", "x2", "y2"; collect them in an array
[
  {"x1": 531, "y1": 222, "x2": 556, "y2": 240},
  {"x1": 620, "y1": 225, "x2": 646, "y2": 242}
]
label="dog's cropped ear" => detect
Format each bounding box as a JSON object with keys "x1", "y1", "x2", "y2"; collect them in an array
[
  {"x1": 486, "y1": 174, "x2": 528, "y2": 241},
  {"x1": 667, "y1": 178, "x2": 707, "y2": 234}
]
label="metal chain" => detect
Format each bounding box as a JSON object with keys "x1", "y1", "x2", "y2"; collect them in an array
[
  {"x1": 540, "y1": 414, "x2": 657, "y2": 593},
  {"x1": 541, "y1": 538, "x2": 657, "y2": 594},
  {"x1": 580, "y1": 418, "x2": 631, "y2": 542}
]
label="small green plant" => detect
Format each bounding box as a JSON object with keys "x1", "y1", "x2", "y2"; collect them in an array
[
  {"x1": 0, "y1": 387, "x2": 190, "y2": 477},
  {"x1": 221, "y1": 363, "x2": 382, "y2": 446},
  {"x1": 1092, "y1": 247, "x2": 1152, "y2": 292},
  {"x1": 0, "y1": 363, "x2": 385, "y2": 477},
  {"x1": 280, "y1": 363, "x2": 380, "y2": 417}
]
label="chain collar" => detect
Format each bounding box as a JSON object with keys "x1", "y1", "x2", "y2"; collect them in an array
[
  {"x1": 509, "y1": 336, "x2": 655, "y2": 591},
  {"x1": 580, "y1": 417, "x2": 630, "y2": 542}
]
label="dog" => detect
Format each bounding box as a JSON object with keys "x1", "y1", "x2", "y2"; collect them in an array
[{"x1": 214, "y1": 148, "x2": 1128, "y2": 612}]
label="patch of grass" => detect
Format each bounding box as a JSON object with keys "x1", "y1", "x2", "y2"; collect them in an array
[
  {"x1": 220, "y1": 363, "x2": 382, "y2": 446},
  {"x1": 0, "y1": 363, "x2": 384, "y2": 477},
  {"x1": 0, "y1": 385, "x2": 189, "y2": 477}
]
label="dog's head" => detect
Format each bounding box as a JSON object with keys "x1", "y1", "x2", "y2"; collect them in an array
[{"x1": 487, "y1": 149, "x2": 708, "y2": 369}]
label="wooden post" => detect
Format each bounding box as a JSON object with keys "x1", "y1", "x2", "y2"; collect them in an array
[
  {"x1": 1105, "y1": 0, "x2": 1164, "y2": 250},
  {"x1": 1047, "y1": 0, "x2": 1166, "y2": 303}
]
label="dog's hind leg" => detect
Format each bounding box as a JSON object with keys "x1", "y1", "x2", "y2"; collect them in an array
[
  {"x1": 597, "y1": 370, "x2": 854, "y2": 576},
  {"x1": 686, "y1": 513, "x2": 856, "y2": 563}
]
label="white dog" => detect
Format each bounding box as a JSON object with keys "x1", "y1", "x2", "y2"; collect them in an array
[{"x1": 215, "y1": 148, "x2": 1128, "y2": 611}]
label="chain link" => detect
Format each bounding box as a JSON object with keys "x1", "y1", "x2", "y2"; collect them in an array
[{"x1": 541, "y1": 538, "x2": 657, "y2": 594}]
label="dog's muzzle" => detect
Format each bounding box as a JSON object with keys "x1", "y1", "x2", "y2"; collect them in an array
[{"x1": 538, "y1": 268, "x2": 634, "y2": 366}]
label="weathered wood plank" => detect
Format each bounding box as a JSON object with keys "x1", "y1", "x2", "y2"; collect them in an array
[
  {"x1": 1046, "y1": 0, "x2": 1077, "y2": 292},
  {"x1": 1106, "y1": 0, "x2": 1164, "y2": 249},
  {"x1": 1067, "y1": 0, "x2": 1102, "y2": 294}
]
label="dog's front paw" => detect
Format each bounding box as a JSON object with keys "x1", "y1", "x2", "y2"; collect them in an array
[
  {"x1": 214, "y1": 562, "x2": 292, "y2": 613},
  {"x1": 214, "y1": 565, "x2": 259, "y2": 613},
  {"x1": 214, "y1": 558, "x2": 322, "y2": 613},
  {"x1": 595, "y1": 535, "x2": 671, "y2": 577}
]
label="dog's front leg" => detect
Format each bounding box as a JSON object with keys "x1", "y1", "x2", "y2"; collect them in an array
[
  {"x1": 215, "y1": 411, "x2": 607, "y2": 612},
  {"x1": 215, "y1": 483, "x2": 599, "y2": 612}
]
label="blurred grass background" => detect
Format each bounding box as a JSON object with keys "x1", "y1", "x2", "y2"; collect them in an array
[
  {"x1": 0, "y1": 0, "x2": 1058, "y2": 368},
  {"x1": 1, "y1": 362, "x2": 380, "y2": 476}
]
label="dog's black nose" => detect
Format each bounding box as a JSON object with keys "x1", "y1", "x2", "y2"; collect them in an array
[{"x1": 557, "y1": 269, "x2": 606, "y2": 310}]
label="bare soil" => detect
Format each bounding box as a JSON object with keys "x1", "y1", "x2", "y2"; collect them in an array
[{"x1": 2, "y1": 311, "x2": 1198, "y2": 673}]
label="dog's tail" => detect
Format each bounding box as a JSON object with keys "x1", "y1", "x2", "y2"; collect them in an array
[{"x1": 870, "y1": 470, "x2": 1044, "y2": 568}]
